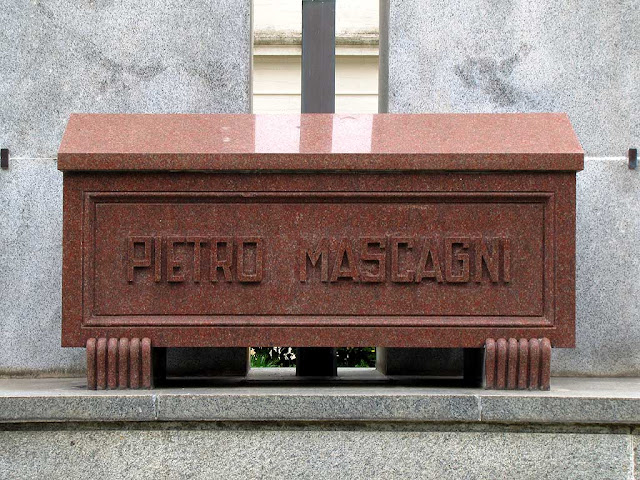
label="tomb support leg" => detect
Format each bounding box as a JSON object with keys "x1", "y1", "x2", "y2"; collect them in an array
[
  {"x1": 295, "y1": 348, "x2": 337, "y2": 376},
  {"x1": 165, "y1": 347, "x2": 249, "y2": 378},
  {"x1": 484, "y1": 338, "x2": 551, "y2": 390},
  {"x1": 376, "y1": 347, "x2": 462, "y2": 376},
  {"x1": 153, "y1": 347, "x2": 167, "y2": 387},
  {"x1": 462, "y1": 348, "x2": 484, "y2": 387},
  {"x1": 86, "y1": 337, "x2": 154, "y2": 390}
]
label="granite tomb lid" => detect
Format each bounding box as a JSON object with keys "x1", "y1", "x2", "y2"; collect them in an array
[{"x1": 58, "y1": 113, "x2": 584, "y2": 172}]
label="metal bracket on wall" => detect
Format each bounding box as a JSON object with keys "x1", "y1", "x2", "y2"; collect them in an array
[
  {"x1": 629, "y1": 148, "x2": 637, "y2": 170},
  {"x1": 1, "y1": 149, "x2": 8, "y2": 169}
]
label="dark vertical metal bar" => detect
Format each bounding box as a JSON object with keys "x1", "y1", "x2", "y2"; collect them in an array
[
  {"x1": 629, "y1": 148, "x2": 637, "y2": 169},
  {"x1": 297, "y1": 0, "x2": 337, "y2": 377},
  {"x1": 1, "y1": 149, "x2": 8, "y2": 169},
  {"x1": 301, "y1": 0, "x2": 335, "y2": 113}
]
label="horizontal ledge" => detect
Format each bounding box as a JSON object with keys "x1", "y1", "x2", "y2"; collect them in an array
[
  {"x1": 57, "y1": 153, "x2": 584, "y2": 172},
  {"x1": 1, "y1": 156, "x2": 619, "y2": 169},
  {"x1": 4, "y1": 156, "x2": 619, "y2": 164},
  {"x1": 253, "y1": 93, "x2": 379, "y2": 96},
  {"x1": 254, "y1": 45, "x2": 379, "y2": 56},
  {"x1": 57, "y1": 113, "x2": 584, "y2": 172},
  {"x1": 254, "y1": 32, "x2": 379, "y2": 46},
  {"x1": 0, "y1": 372, "x2": 639, "y2": 425}
]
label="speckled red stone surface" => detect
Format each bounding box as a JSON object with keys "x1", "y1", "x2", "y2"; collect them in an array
[
  {"x1": 58, "y1": 113, "x2": 583, "y2": 172},
  {"x1": 59, "y1": 114, "x2": 583, "y2": 349}
]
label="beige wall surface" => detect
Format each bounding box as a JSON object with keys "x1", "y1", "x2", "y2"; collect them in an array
[{"x1": 254, "y1": 51, "x2": 378, "y2": 114}]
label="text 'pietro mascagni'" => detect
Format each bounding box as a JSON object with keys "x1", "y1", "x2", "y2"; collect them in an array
[{"x1": 127, "y1": 235, "x2": 511, "y2": 285}]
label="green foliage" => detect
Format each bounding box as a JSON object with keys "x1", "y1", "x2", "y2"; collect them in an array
[
  {"x1": 250, "y1": 351, "x2": 280, "y2": 368},
  {"x1": 250, "y1": 347, "x2": 376, "y2": 368},
  {"x1": 337, "y1": 347, "x2": 376, "y2": 368},
  {"x1": 250, "y1": 347, "x2": 296, "y2": 367}
]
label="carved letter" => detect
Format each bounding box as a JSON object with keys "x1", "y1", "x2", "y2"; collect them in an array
[
  {"x1": 153, "y1": 236, "x2": 162, "y2": 282},
  {"x1": 210, "y1": 237, "x2": 233, "y2": 282},
  {"x1": 415, "y1": 237, "x2": 443, "y2": 283},
  {"x1": 391, "y1": 237, "x2": 414, "y2": 283},
  {"x1": 502, "y1": 237, "x2": 511, "y2": 283},
  {"x1": 360, "y1": 237, "x2": 386, "y2": 283},
  {"x1": 445, "y1": 237, "x2": 470, "y2": 283},
  {"x1": 474, "y1": 237, "x2": 500, "y2": 283},
  {"x1": 166, "y1": 236, "x2": 186, "y2": 283},
  {"x1": 330, "y1": 238, "x2": 360, "y2": 282},
  {"x1": 237, "y1": 237, "x2": 264, "y2": 283},
  {"x1": 187, "y1": 237, "x2": 207, "y2": 283},
  {"x1": 299, "y1": 239, "x2": 329, "y2": 282},
  {"x1": 127, "y1": 236, "x2": 152, "y2": 283}
]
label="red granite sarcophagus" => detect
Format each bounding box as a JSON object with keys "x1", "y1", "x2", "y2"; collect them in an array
[{"x1": 58, "y1": 113, "x2": 583, "y2": 389}]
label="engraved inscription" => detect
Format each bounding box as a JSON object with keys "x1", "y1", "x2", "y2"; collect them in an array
[
  {"x1": 127, "y1": 236, "x2": 264, "y2": 283},
  {"x1": 299, "y1": 236, "x2": 511, "y2": 284},
  {"x1": 94, "y1": 196, "x2": 544, "y2": 319},
  {"x1": 128, "y1": 234, "x2": 510, "y2": 286}
]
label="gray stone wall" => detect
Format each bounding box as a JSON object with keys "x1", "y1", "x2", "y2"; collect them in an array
[
  {"x1": 2, "y1": 374, "x2": 638, "y2": 477},
  {"x1": 0, "y1": 0, "x2": 252, "y2": 158},
  {"x1": 0, "y1": 0, "x2": 252, "y2": 375},
  {"x1": 380, "y1": 0, "x2": 638, "y2": 156},
  {"x1": 0, "y1": 423, "x2": 634, "y2": 479},
  {"x1": 381, "y1": 0, "x2": 640, "y2": 375},
  {"x1": 0, "y1": 160, "x2": 79, "y2": 375},
  {"x1": 554, "y1": 159, "x2": 640, "y2": 376}
]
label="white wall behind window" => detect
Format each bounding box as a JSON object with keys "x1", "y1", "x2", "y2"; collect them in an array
[{"x1": 254, "y1": 0, "x2": 378, "y2": 36}]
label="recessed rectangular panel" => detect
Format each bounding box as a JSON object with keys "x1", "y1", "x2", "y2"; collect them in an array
[{"x1": 85, "y1": 192, "x2": 551, "y2": 327}]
